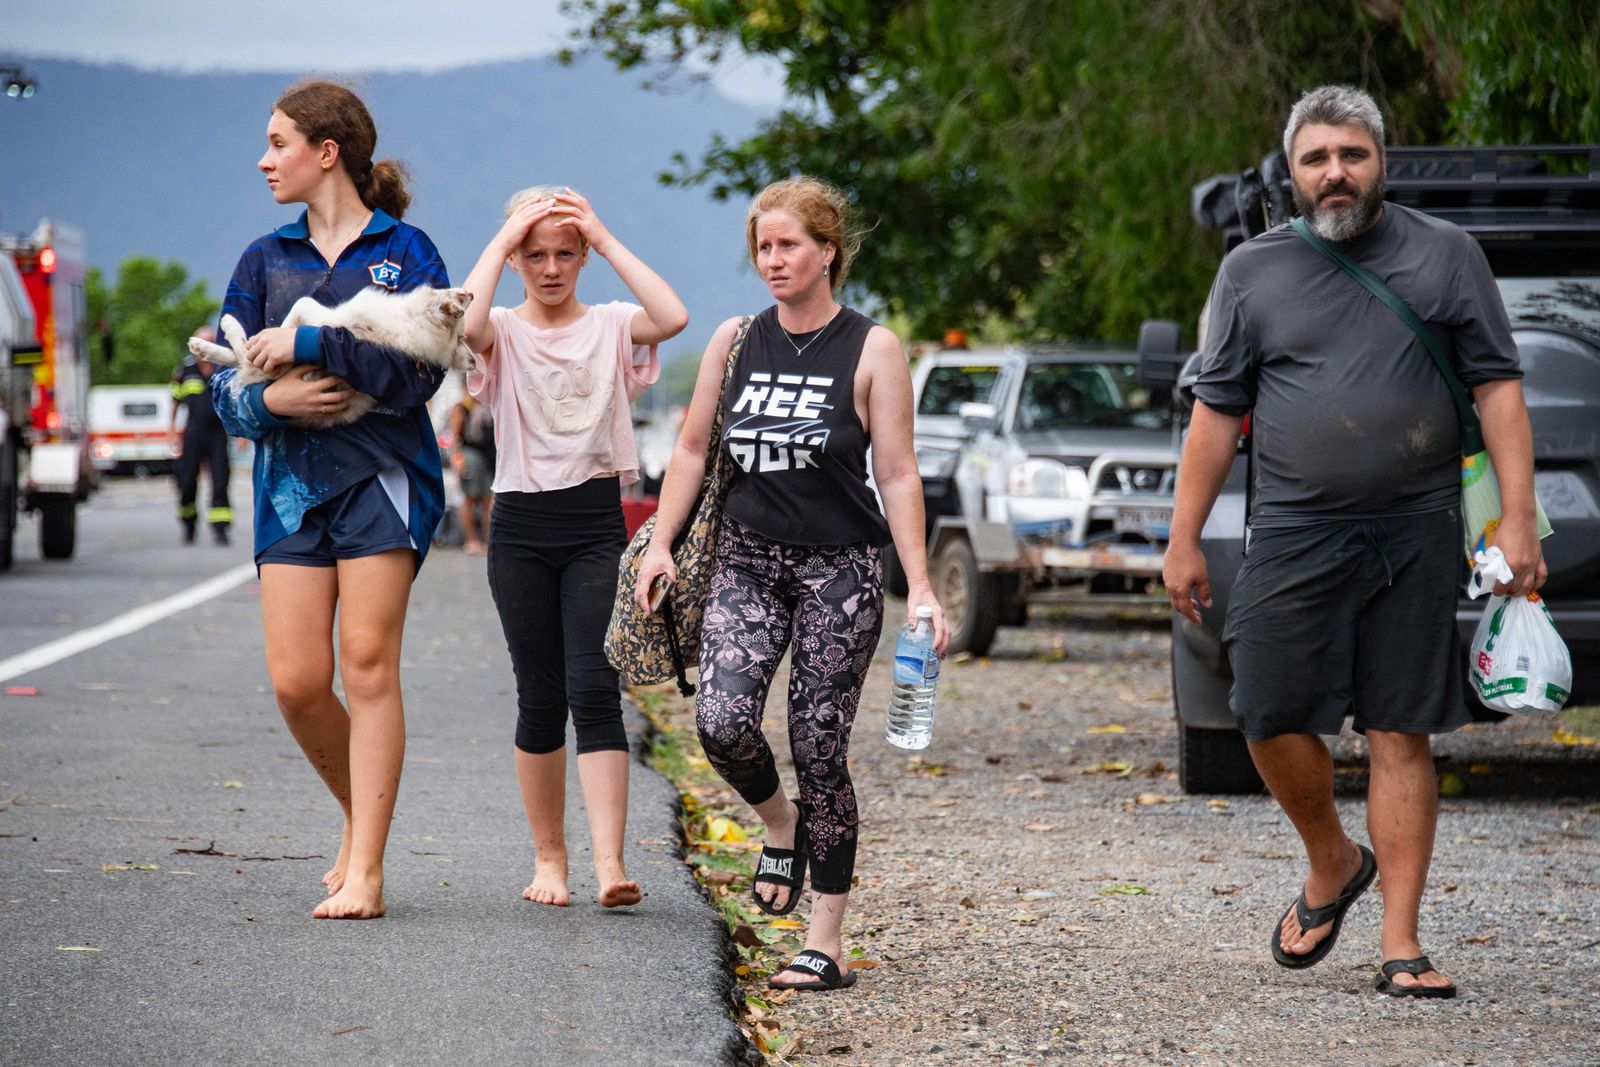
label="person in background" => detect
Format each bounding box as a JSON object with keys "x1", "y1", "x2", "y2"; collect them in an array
[
  {"x1": 209, "y1": 80, "x2": 451, "y2": 920},
  {"x1": 634, "y1": 177, "x2": 947, "y2": 991},
  {"x1": 459, "y1": 185, "x2": 685, "y2": 909},
  {"x1": 170, "y1": 327, "x2": 232, "y2": 545},
  {"x1": 448, "y1": 389, "x2": 495, "y2": 555}
]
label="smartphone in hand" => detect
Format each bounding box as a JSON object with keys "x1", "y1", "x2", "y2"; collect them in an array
[{"x1": 648, "y1": 573, "x2": 671, "y2": 614}]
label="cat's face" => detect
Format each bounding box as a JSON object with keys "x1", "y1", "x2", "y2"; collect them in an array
[
  {"x1": 259, "y1": 110, "x2": 326, "y2": 205},
  {"x1": 508, "y1": 216, "x2": 587, "y2": 308}
]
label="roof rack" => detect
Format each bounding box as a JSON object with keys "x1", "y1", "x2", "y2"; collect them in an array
[{"x1": 1195, "y1": 145, "x2": 1600, "y2": 246}]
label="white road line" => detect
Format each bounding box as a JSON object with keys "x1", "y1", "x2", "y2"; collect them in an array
[{"x1": 0, "y1": 563, "x2": 256, "y2": 684}]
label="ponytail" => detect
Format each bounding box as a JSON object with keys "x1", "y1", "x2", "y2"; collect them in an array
[{"x1": 364, "y1": 159, "x2": 411, "y2": 220}]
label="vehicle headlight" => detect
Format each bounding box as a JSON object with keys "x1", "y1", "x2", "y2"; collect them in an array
[
  {"x1": 1007, "y1": 458, "x2": 1089, "y2": 498},
  {"x1": 915, "y1": 445, "x2": 960, "y2": 479}
]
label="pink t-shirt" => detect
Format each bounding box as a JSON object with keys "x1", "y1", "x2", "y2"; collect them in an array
[{"x1": 468, "y1": 301, "x2": 660, "y2": 493}]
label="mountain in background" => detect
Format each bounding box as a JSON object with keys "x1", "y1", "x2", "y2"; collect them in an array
[{"x1": 0, "y1": 55, "x2": 775, "y2": 363}]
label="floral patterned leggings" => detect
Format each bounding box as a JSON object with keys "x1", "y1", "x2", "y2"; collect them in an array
[{"x1": 696, "y1": 516, "x2": 884, "y2": 895}]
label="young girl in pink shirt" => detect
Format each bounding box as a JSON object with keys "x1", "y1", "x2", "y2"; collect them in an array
[{"x1": 461, "y1": 187, "x2": 687, "y2": 908}]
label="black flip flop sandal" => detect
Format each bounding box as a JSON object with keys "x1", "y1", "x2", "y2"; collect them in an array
[
  {"x1": 768, "y1": 949, "x2": 858, "y2": 992},
  {"x1": 1376, "y1": 956, "x2": 1457, "y2": 999},
  {"x1": 1271, "y1": 843, "x2": 1377, "y2": 969},
  {"x1": 751, "y1": 803, "x2": 807, "y2": 917}
]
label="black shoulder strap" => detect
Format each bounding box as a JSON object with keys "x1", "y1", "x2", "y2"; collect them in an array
[{"x1": 1290, "y1": 216, "x2": 1484, "y2": 455}]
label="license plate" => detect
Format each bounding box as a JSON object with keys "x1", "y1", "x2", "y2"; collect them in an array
[{"x1": 1114, "y1": 506, "x2": 1171, "y2": 537}]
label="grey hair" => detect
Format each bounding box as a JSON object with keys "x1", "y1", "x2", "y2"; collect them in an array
[{"x1": 1283, "y1": 85, "x2": 1386, "y2": 160}]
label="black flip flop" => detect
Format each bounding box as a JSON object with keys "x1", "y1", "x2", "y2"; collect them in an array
[
  {"x1": 1271, "y1": 843, "x2": 1377, "y2": 969},
  {"x1": 1375, "y1": 956, "x2": 1457, "y2": 999},
  {"x1": 751, "y1": 803, "x2": 807, "y2": 917},
  {"x1": 768, "y1": 949, "x2": 858, "y2": 992}
]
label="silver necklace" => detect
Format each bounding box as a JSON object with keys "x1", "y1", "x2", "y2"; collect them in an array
[{"x1": 778, "y1": 307, "x2": 842, "y2": 358}]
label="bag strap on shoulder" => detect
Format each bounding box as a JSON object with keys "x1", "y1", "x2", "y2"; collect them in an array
[{"x1": 1289, "y1": 216, "x2": 1484, "y2": 455}]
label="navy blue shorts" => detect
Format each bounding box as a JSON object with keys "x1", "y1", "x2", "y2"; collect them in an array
[
  {"x1": 1222, "y1": 508, "x2": 1470, "y2": 741},
  {"x1": 257, "y1": 472, "x2": 416, "y2": 568}
]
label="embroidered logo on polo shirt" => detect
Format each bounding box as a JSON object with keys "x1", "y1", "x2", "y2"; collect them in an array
[{"x1": 368, "y1": 260, "x2": 402, "y2": 289}]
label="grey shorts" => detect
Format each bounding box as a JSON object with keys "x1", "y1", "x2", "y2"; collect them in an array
[
  {"x1": 1222, "y1": 508, "x2": 1469, "y2": 741},
  {"x1": 460, "y1": 446, "x2": 494, "y2": 498}
]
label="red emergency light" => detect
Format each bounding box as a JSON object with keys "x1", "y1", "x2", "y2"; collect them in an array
[
  {"x1": 38, "y1": 247, "x2": 56, "y2": 274},
  {"x1": 45, "y1": 410, "x2": 62, "y2": 430}
]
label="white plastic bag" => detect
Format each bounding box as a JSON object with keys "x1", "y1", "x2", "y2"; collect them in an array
[{"x1": 1467, "y1": 590, "x2": 1573, "y2": 715}]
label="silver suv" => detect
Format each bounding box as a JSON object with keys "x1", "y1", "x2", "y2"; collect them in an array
[{"x1": 910, "y1": 345, "x2": 1176, "y2": 654}]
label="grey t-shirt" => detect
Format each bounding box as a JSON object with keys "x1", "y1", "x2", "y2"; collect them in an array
[{"x1": 1191, "y1": 202, "x2": 1521, "y2": 526}]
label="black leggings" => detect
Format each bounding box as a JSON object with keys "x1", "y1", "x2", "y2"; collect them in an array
[
  {"x1": 487, "y1": 478, "x2": 628, "y2": 756},
  {"x1": 695, "y1": 517, "x2": 884, "y2": 894}
]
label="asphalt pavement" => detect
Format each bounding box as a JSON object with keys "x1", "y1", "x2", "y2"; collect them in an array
[{"x1": 1, "y1": 478, "x2": 753, "y2": 1065}]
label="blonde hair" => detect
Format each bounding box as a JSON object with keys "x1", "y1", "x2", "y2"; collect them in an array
[
  {"x1": 746, "y1": 177, "x2": 861, "y2": 292},
  {"x1": 503, "y1": 185, "x2": 589, "y2": 252}
]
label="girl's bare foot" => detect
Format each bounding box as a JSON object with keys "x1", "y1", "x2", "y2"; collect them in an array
[
  {"x1": 322, "y1": 821, "x2": 353, "y2": 896},
  {"x1": 596, "y1": 858, "x2": 640, "y2": 908},
  {"x1": 314, "y1": 873, "x2": 385, "y2": 919},
  {"x1": 522, "y1": 853, "x2": 570, "y2": 906}
]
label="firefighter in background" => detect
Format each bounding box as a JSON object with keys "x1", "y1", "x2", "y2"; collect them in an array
[{"x1": 170, "y1": 325, "x2": 233, "y2": 544}]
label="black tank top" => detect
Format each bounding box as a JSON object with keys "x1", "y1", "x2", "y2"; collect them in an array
[{"x1": 720, "y1": 305, "x2": 891, "y2": 546}]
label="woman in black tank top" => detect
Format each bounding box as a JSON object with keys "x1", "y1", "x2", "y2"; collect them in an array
[{"x1": 636, "y1": 178, "x2": 949, "y2": 991}]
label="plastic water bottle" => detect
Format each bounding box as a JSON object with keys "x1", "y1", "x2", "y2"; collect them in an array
[{"x1": 886, "y1": 606, "x2": 939, "y2": 749}]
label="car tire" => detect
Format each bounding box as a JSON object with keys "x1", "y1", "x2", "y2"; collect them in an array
[
  {"x1": 39, "y1": 497, "x2": 76, "y2": 560},
  {"x1": 881, "y1": 543, "x2": 910, "y2": 598},
  {"x1": 1172, "y1": 634, "x2": 1263, "y2": 794},
  {"x1": 933, "y1": 536, "x2": 999, "y2": 656}
]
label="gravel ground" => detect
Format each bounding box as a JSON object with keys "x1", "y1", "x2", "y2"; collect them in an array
[{"x1": 650, "y1": 603, "x2": 1600, "y2": 1066}]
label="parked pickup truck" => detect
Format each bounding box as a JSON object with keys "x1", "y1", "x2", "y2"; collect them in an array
[
  {"x1": 1141, "y1": 144, "x2": 1600, "y2": 794},
  {"x1": 910, "y1": 345, "x2": 1177, "y2": 655}
]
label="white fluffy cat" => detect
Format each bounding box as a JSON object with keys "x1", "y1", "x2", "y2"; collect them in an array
[{"x1": 188, "y1": 286, "x2": 475, "y2": 429}]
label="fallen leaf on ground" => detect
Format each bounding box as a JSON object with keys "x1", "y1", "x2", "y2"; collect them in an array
[
  {"x1": 1101, "y1": 884, "x2": 1151, "y2": 896},
  {"x1": 847, "y1": 959, "x2": 880, "y2": 970},
  {"x1": 699, "y1": 869, "x2": 739, "y2": 886},
  {"x1": 1553, "y1": 730, "x2": 1598, "y2": 747},
  {"x1": 1207, "y1": 799, "x2": 1230, "y2": 810},
  {"x1": 222, "y1": 781, "x2": 244, "y2": 789},
  {"x1": 1016, "y1": 700, "x2": 1033, "y2": 711},
  {"x1": 1024, "y1": 822, "x2": 1057, "y2": 832},
  {"x1": 56, "y1": 945, "x2": 101, "y2": 952},
  {"x1": 1462, "y1": 934, "x2": 1497, "y2": 945},
  {"x1": 705, "y1": 817, "x2": 748, "y2": 843},
  {"x1": 1087, "y1": 724, "x2": 1127, "y2": 734},
  {"x1": 768, "y1": 919, "x2": 806, "y2": 930},
  {"x1": 1136, "y1": 793, "x2": 1181, "y2": 806},
  {"x1": 1211, "y1": 885, "x2": 1241, "y2": 896},
  {"x1": 960, "y1": 897, "x2": 977, "y2": 909},
  {"x1": 1006, "y1": 912, "x2": 1040, "y2": 923},
  {"x1": 931, "y1": 798, "x2": 959, "y2": 808},
  {"x1": 1082, "y1": 761, "x2": 1134, "y2": 777},
  {"x1": 732, "y1": 923, "x2": 762, "y2": 947}
]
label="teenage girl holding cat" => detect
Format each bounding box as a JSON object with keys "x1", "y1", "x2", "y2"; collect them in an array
[
  {"x1": 209, "y1": 80, "x2": 451, "y2": 920},
  {"x1": 458, "y1": 187, "x2": 686, "y2": 908}
]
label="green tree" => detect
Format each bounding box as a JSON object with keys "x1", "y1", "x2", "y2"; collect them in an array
[
  {"x1": 563, "y1": 0, "x2": 1592, "y2": 339},
  {"x1": 87, "y1": 257, "x2": 219, "y2": 386}
]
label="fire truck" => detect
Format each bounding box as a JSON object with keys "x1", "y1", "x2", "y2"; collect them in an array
[{"x1": 1, "y1": 219, "x2": 96, "y2": 569}]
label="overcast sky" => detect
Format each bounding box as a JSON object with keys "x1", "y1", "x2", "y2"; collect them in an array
[{"x1": 1, "y1": 0, "x2": 787, "y2": 107}]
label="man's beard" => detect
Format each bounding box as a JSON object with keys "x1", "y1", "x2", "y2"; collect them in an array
[{"x1": 1293, "y1": 172, "x2": 1386, "y2": 242}]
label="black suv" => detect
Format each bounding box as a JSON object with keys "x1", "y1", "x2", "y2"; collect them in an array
[{"x1": 1140, "y1": 145, "x2": 1600, "y2": 794}]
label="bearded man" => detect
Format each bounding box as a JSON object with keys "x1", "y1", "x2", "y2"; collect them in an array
[{"x1": 1163, "y1": 85, "x2": 1544, "y2": 998}]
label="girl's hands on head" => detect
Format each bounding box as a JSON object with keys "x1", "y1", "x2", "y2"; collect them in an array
[
  {"x1": 551, "y1": 189, "x2": 614, "y2": 257},
  {"x1": 262, "y1": 365, "x2": 355, "y2": 419},
  {"x1": 905, "y1": 580, "x2": 950, "y2": 658},
  {"x1": 495, "y1": 196, "x2": 558, "y2": 256},
  {"x1": 244, "y1": 325, "x2": 299, "y2": 374}
]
